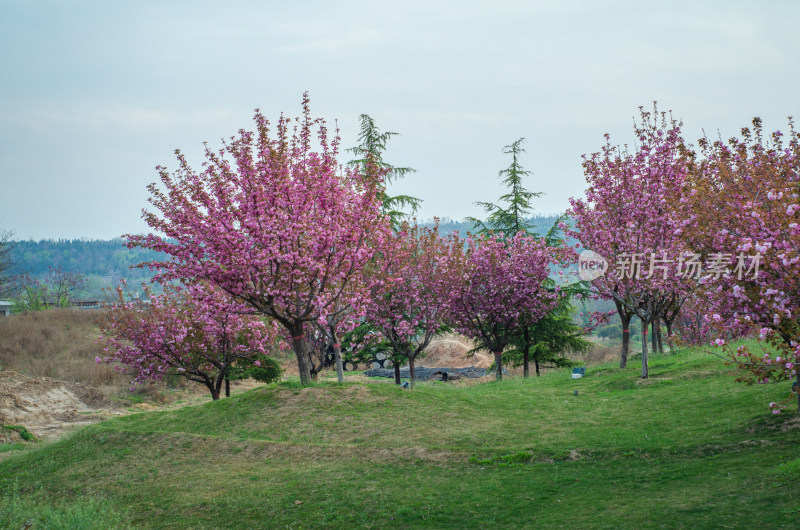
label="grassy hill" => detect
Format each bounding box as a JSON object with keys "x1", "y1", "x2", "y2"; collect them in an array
[{"x1": 2, "y1": 344, "x2": 799, "y2": 528}]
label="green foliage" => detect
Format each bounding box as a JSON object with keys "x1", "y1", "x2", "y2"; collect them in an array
[
  {"x1": 465, "y1": 143, "x2": 589, "y2": 374},
  {"x1": 2, "y1": 424, "x2": 38, "y2": 442},
  {"x1": 243, "y1": 356, "x2": 282, "y2": 384},
  {"x1": 347, "y1": 114, "x2": 421, "y2": 229},
  {"x1": 11, "y1": 284, "x2": 48, "y2": 312},
  {"x1": 0, "y1": 229, "x2": 13, "y2": 300},
  {"x1": 223, "y1": 352, "x2": 282, "y2": 384},
  {"x1": 342, "y1": 321, "x2": 400, "y2": 366},
  {"x1": 8, "y1": 239, "x2": 162, "y2": 298},
  {"x1": 596, "y1": 320, "x2": 643, "y2": 341},
  {"x1": 507, "y1": 288, "x2": 591, "y2": 371}
]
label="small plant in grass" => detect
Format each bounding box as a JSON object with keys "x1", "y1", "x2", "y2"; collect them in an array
[
  {"x1": 771, "y1": 457, "x2": 800, "y2": 484},
  {"x1": 2, "y1": 425, "x2": 37, "y2": 442}
]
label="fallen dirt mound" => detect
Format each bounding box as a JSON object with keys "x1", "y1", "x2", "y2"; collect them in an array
[{"x1": 0, "y1": 370, "x2": 119, "y2": 440}]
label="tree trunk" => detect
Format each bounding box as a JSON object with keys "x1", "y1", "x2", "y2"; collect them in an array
[
  {"x1": 408, "y1": 356, "x2": 416, "y2": 389},
  {"x1": 651, "y1": 320, "x2": 657, "y2": 352},
  {"x1": 333, "y1": 342, "x2": 344, "y2": 383},
  {"x1": 534, "y1": 359, "x2": 540, "y2": 377},
  {"x1": 641, "y1": 323, "x2": 649, "y2": 379},
  {"x1": 656, "y1": 320, "x2": 663, "y2": 354},
  {"x1": 290, "y1": 329, "x2": 312, "y2": 386},
  {"x1": 523, "y1": 350, "x2": 530, "y2": 378},
  {"x1": 393, "y1": 361, "x2": 401, "y2": 385},
  {"x1": 225, "y1": 377, "x2": 230, "y2": 398},
  {"x1": 494, "y1": 352, "x2": 503, "y2": 381},
  {"x1": 620, "y1": 311, "x2": 632, "y2": 369},
  {"x1": 616, "y1": 300, "x2": 632, "y2": 369},
  {"x1": 796, "y1": 372, "x2": 800, "y2": 414},
  {"x1": 523, "y1": 327, "x2": 531, "y2": 378},
  {"x1": 664, "y1": 318, "x2": 674, "y2": 351}
]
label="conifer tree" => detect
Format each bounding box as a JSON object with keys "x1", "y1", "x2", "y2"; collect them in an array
[
  {"x1": 468, "y1": 138, "x2": 541, "y2": 237},
  {"x1": 347, "y1": 114, "x2": 421, "y2": 228}
]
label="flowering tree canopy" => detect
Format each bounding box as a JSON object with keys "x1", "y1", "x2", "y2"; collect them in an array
[
  {"x1": 444, "y1": 233, "x2": 557, "y2": 380},
  {"x1": 568, "y1": 106, "x2": 694, "y2": 377},
  {"x1": 98, "y1": 283, "x2": 275, "y2": 400},
  {"x1": 127, "y1": 94, "x2": 391, "y2": 385},
  {"x1": 365, "y1": 221, "x2": 461, "y2": 388},
  {"x1": 685, "y1": 118, "x2": 800, "y2": 411}
]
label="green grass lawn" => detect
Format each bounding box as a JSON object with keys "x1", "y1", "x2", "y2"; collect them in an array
[{"x1": 2, "y1": 344, "x2": 799, "y2": 528}]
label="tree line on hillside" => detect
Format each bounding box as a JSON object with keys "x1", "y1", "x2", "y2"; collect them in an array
[{"x1": 7, "y1": 239, "x2": 161, "y2": 281}]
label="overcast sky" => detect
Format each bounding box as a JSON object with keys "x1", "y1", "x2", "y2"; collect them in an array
[{"x1": 1, "y1": 0, "x2": 798, "y2": 240}]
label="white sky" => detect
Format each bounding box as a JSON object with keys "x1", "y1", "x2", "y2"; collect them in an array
[{"x1": 1, "y1": 0, "x2": 798, "y2": 240}]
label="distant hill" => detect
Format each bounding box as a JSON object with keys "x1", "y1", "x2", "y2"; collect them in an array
[
  {"x1": 8, "y1": 215, "x2": 569, "y2": 296},
  {"x1": 432, "y1": 214, "x2": 565, "y2": 237},
  {"x1": 8, "y1": 239, "x2": 162, "y2": 296}
]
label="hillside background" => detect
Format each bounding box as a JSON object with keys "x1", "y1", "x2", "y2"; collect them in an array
[{"x1": 6, "y1": 215, "x2": 566, "y2": 298}]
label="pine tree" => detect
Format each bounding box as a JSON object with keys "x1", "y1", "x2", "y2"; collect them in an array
[
  {"x1": 347, "y1": 114, "x2": 421, "y2": 229},
  {"x1": 467, "y1": 138, "x2": 541, "y2": 237}
]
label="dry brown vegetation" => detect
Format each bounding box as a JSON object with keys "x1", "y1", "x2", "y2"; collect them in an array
[
  {"x1": 581, "y1": 341, "x2": 624, "y2": 366},
  {"x1": 0, "y1": 309, "x2": 185, "y2": 402}
]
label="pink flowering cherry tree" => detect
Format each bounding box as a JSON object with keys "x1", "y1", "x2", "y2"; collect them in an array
[
  {"x1": 364, "y1": 221, "x2": 462, "y2": 388},
  {"x1": 568, "y1": 106, "x2": 695, "y2": 377},
  {"x1": 98, "y1": 283, "x2": 276, "y2": 400},
  {"x1": 685, "y1": 118, "x2": 800, "y2": 412},
  {"x1": 444, "y1": 233, "x2": 557, "y2": 381},
  {"x1": 126, "y1": 94, "x2": 391, "y2": 385}
]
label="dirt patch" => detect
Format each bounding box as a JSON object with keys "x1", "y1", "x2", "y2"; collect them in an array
[
  {"x1": 780, "y1": 416, "x2": 800, "y2": 433},
  {"x1": 0, "y1": 369, "x2": 122, "y2": 440},
  {"x1": 421, "y1": 333, "x2": 492, "y2": 368}
]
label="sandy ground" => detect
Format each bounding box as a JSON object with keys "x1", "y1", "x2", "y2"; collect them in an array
[
  {"x1": 420, "y1": 333, "x2": 493, "y2": 368},
  {"x1": 0, "y1": 370, "x2": 122, "y2": 442},
  {"x1": 0, "y1": 370, "x2": 269, "y2": 447}
]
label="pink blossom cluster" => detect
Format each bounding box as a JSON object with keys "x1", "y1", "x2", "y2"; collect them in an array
[
  {"x1": 97, "y1": 283, "x2": 276, "y2": 399},
  {"x1": 567, "y1": 107, "x2": 694, "y2": 376},
  {"x1": 685, "y1": 119, "x2": 800, "y2": 410}
]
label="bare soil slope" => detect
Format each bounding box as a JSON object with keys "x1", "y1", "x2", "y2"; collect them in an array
[{"x1": 0, "y1": 370, "x2": 118, "y2": 440}]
